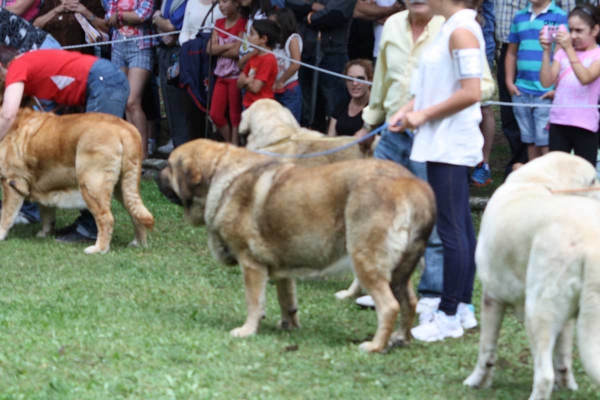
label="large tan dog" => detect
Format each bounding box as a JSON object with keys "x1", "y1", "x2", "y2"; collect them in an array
[
  {"x1": 239, "y1": 99, "x2": 379, "y2": 167},
  {"x1": 157, "y1": 139, "x2": 436, "y2": 353},
  {"x1": 463, "y1": 152, "x2": 600, "y2": 399},
  {"x1": 239, "y1": 98, "x2": 379, "y2": 299},
  {"x1": 0, "y1": 108, "x2": 154, "y2": 254}
]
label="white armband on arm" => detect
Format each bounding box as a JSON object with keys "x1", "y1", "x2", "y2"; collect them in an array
[{"x1": 452, "y1": 48, "x2": 483, "y2": 80}]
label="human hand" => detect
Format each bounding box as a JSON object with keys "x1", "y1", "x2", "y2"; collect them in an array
[
  {"x1": 355, "y1": 127, "x2": 375, "y2": 153},
  {"x1": 388, "y1": 108, "x2": 406, "y2": 132},
  {"x1": 540, "y1": 90, "x2": 555, "y2": 100},
  {"x1": 507, "y1": 82, "x2": 521, "y2": 96},
  {"x1": 108, "y1": 12, "x2": 118, "y2": 27},
  {"x1": 248, "y1": 68, "x2": 256, "y2": 79},
  {"x1": 539, "y1": 28, "x2": 552, "y2": 52},
  {"x1": 54, "y1": 2, "x2": 66, "y2": 13},
  {"x1": 311, "y1": 2, "x2": 324, "y2": 11},
  {"x1": 162, "y1": 34, "x2": 176, "y2": 46},
  {"x1": 555, "y1": 30, "x2": 571, "y2": 51},
  {"x1": 273, "y1": 80, "x2": 284, "y2": 91},
  {"x1": 403, "y1": 110, "x2": 428, "y2": 130}
]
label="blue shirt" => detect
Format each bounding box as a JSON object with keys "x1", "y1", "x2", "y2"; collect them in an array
[
  {"x1": 163, "y1": 0, "x2": 187, "y2": 30},
  {"x1": 507, "y1": 1, "x2": 568, "y2": 96}
]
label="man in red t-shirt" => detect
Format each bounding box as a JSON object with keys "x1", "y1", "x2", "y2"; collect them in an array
[
  {"x1": 0, "y1": 46, "x2": 130, "y2": 244},
  {"x1": 237, "y1": 19, "x2": 280, "y2": 109}
]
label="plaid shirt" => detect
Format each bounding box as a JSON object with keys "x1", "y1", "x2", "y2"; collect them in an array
[
  {"x1": 495, "y1": 0, "x2": 576, "y2": 43},
  {"x1": 105, "y1": 0, "x2": 158, "y2": 49}
]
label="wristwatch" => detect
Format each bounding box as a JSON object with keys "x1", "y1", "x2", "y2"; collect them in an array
[{"x1": 87, "y1": 13, "x2": 96, "y2": 22}]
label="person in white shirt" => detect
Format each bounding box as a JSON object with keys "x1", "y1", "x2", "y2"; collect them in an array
[{"x1": 389, "y1": 0, "x2": 485, "y2": 343}]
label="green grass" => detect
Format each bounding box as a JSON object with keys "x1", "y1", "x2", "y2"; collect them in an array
[{"x1": 0, "y1": 181, "x2": 597, "y2": 399}]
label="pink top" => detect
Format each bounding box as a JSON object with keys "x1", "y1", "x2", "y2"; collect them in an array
[
  {"x1": 214, "y1": 17, "x2": 247, "y2": 79},
  {"x1": 550, "y1": 47, "x2": 600, "y2": 133}
]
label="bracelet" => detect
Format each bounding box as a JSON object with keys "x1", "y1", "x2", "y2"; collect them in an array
[{"x1": 86, "y1": 13, "x2": 96, "y2": 22}]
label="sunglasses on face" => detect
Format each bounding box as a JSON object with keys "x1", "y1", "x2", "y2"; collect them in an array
[{"x1": 347, "y1": 76, "x2": 367, "y2": 82}]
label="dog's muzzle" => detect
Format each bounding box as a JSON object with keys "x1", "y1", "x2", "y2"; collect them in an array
[{"x1": 156, "y1": 168, "x2": 183, "y2": 206}]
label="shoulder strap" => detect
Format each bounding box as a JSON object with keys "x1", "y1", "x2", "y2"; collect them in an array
[{"x1": 201, "y1": 1, "x2": 219, "y2": 27}]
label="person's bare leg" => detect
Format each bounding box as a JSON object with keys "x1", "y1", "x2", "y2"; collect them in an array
[
  {"x1": 126, "y1": 68, "x2": 152, "y2": 159},
  {"x1": 231, "y1": 127, "x2": 239, "y2": 146},
  {"x1": 527, "y1": 144, "x2": 542, "y2": 161},
  {"x1": 480, "y1": 106, "x2": 495, "y2": 165},
  {"x1": 218, "y1": 124, "x2": 232, "y2": 143}
]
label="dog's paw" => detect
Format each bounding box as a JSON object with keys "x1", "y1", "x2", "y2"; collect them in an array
[
  {"x1": 388, "y1": 331, "x2": 408, "y2": 348},
  {"x1": 334, "y1": 290, "x2": 354, "y2": 300},
  {"x1": 358, "y1": 341, "x2": 385, "y2": 353},
  {"x1": 463, "y1": 369, "x2": 493, "y2": 389},
  {"x1": 0, "y1": 231, "x2": 7, "y2": 241},
  {"x1": 84, "y1": 245, "x2": 109, "y2": 255},
  {"x1": 36, "y1": 230, "x2": 50, "y2": 238},
  {"x1": 128, "y1": 239, "x2": 139, "y2": 248},
  {"x1": 230, "y1": 326, "x2": 257, "y2": 338},
  {"x1": 555, "y1": 371, "x2": 578, "y2": 391},
  {"x1": 277, "y1": 318, "x2": 301, "y2": 331}
]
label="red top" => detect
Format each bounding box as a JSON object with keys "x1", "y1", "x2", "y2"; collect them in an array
[
  {"x1": 242, "y1": 53, "x2": 278, "y2": 108},
  {"x1": 215, "y1": 17, "x2": 247, "y2": 38},
  {"x1": 5, "y1": 50, "x2": 97, "y2": 106}
]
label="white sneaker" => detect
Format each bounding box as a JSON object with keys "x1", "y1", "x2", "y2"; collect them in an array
[
  {"x1": 411, "y1": 310, "x2": 464, "y2": 342},
  {"x1": 416, "y1": 297, "x2": 440, "y2": 325},
  {"x1": 355, "y1": 295, "x2": 375, "y2": 309},
  {"x1": 157, "y1": 139, "x2": 174, "y2": 155},
  {"x1": 458, "y1": 302, "x2": 478, "y2": 329},
  {"x1": 14, "y1": 213, "x2": 31, "y2": 225}
]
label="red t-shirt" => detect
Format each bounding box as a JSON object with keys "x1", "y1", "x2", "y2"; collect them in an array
[
  {"x1": 215, "y1": 17, "x2": 247, "y2": 38},
  {"x1": 5, "y1": 50, "x2": 97, "y2": 106},
  {"x1": 242, "y1": 53, "x2": 278, "y2": 108}
]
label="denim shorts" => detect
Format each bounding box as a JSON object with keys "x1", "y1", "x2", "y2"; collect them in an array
[
  {"x1": 86, "y1": 59, "x2": 130, "y2": 117},
  {"x1": 512, "y1": 93, "x2": 551, "y2": 146},
  {"x1": 111, "y1": 34, "x2": 154, "y2": 72}
]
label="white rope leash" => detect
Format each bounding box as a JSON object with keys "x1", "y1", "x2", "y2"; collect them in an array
[{"x1": 60, "y1": 25, "x2": 600, "y2": 109}]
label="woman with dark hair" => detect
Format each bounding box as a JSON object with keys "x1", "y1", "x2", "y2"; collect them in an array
[
  {"x1": 327, "y1": 59, "x2": 372, "y2": 137},
  {"x1": 389, "y1": 0, "x2": 485, "y2": 342}
]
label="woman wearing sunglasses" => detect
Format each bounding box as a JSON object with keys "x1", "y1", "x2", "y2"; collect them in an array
[{"x1": 327, "y1": 59, "x2": 373, "y2": 137}]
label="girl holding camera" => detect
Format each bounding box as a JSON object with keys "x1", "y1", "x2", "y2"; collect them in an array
[{"x1": 540, "y1": 4, "x2": 600, "y2": 166}]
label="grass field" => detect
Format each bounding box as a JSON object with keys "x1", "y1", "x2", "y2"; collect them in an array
[{"x1": 0, "y1": 175, "x2": 597, "y2": 399}]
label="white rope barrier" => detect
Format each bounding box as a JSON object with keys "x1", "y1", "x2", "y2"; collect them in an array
[{"x1": 58, "y1": 24, "x2": 600, "y2": 109}]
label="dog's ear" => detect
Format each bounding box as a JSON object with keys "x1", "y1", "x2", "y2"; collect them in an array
[
  {"x1": 176, "y1": 159, "x2": 204, "y2": 208},
  {"x1": 239, "y1": 108, "x2": 250, "y2": 136}
]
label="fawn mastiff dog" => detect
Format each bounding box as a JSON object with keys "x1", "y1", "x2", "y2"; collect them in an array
[
  {"x1": 464, "y1": 152, "x2": 600, "y2": 399},
  {"x1": 239, "y1": 98, "x2": 380, "y2": 299},
  {"x1": 0, "y1": 108, "x2": 154, "y2": 254},
  {"x1": 157, "y1": 139, "x2": 436, "y2": 352}
]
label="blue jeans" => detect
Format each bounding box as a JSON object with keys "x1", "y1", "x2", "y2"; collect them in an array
[
  {"x1": 39, "y1": 34, "x2": 62, "y2": 50},
  {"x1": 427, "y1": 163, "x2": 477, "y2": 316},
  {"x1": 275, "y1": 83, "x2": 302, "y2": 124},
  {"x1": 71, "y1": 60, "x2": 129, "y2": 238},
  {"x1": 481, "y1": 0, "x2": 495, "y2": 67},
  {"x1": 298, "y1": 53, "x2": 348, "y2": 131},
  {"x1": 374, "y1": 129, "x2": 444, "y2": 298}
]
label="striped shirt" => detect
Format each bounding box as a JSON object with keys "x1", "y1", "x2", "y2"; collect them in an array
[
  {"x1": 495, "y1": 0, "x2": 575, "y2": 43},
  {"x1": 105, "y1": 0, "x2": 158, "y2": 49},
  {"x1": 507, "y1": 1, "x2": 568, "y2": 96}
]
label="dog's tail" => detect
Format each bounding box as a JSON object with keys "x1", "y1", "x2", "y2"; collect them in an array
[
  {"x1": 118, "y1": 125, "x2": 155, "y2": 231},
  {"x1": 577, "y1": 260, "x2": 600, "y2": 385}
]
